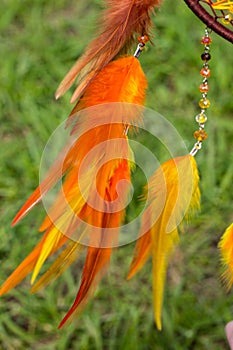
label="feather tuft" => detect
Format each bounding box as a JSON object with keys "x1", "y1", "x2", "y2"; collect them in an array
[
  {"x1": 218, "y1": 223, "x2": 233, "y2": 291},
  {"x1": 128, "y1": 154, "x2": 200, "y2": 330},
  {"x1": 55, "y1": 0, "x2": 160, "y2": 101},
  {"x1": 11, "y1": 56, "x2": 147, "y2": 228},
  {"x1": 1, "y1": 56, "x2": 148, "y2": 329}
]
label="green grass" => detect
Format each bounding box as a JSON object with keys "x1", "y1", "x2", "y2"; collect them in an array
[{"x1": 0, "y1": 0, "x2": 233, "y2": 349}]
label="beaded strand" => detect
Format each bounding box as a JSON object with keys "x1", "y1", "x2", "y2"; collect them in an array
[{"x1": 190, "y1": 28, "x2": 212, "y2": 156}]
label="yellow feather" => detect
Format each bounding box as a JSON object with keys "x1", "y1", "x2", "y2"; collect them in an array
[
  {"x1": 31, "y1": 227, "x2": 63, "y2": 284},
  {"x1": 128, "y1": 154, "x2": 200, "y2": 330},
  {"x1": 151, "y1": 155, "x2": 200, "y2": 330},
  {"x1": 31, "y1": 241, "x2": 83, "y2": 293},
  {"x1": 218, "y1": 223, "x2": 233, "y2": 290}
]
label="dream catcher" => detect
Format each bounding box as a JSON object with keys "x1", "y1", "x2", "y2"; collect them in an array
[
  {"x1": 184, "y1": 0, "x2": 233, "y2": 43},
  {"x1": 1, "y1": 0, "x2": 232, "y2": 331}
]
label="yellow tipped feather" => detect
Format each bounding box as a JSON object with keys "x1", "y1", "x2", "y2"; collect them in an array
[
  {"x1": 31, "y1": 241, "x2": 83, "y2": 293},
  {"x1": 218, "y1": 223, "x2": 233, "y2": 290},
  {"x1": 1, "y1": 55, "x2": 149, "y2": 328},
  {"x1": 31, "y1": 227, "x2": 63, "y2": 284},
  {"x1": 128, "y1": 154, "x2": 200, "y2": 330},
  {"x1": 152, "y1": 155, "x2": 200, "y2": 330}
]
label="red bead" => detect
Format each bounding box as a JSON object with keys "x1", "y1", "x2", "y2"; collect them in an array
[{"x1": 201, "y1": 36, "x2": 212, "y2": 45}]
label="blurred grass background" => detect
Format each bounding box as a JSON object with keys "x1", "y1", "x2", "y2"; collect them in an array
[{"x1": 0, "y1": 0, "x2": 233, "y2": 349}]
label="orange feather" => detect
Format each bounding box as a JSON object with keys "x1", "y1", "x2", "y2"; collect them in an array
[
  {"x1": 58, "y1": 159, "x2": 130, "y2": 328},
  {"x1": 1, "y1": 56, "x2": 148, "y2": 328},
  {"x1": 0, "y1": 229, "x2": 67, "y2": 295},
  {"x1": 55, "y1": 0, "x2": 160, "y2": 102},
  {"x1": 12, "y1": 56, "x2": 147, "y2": 228}
]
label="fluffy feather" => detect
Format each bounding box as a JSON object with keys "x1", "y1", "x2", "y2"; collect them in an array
[
  {"x1": 1, "y1": 56, "x2": 148, "y2": 328},
  {"x1": 127, "y1": 155, "x2": 200, "y2": 330},
  {"x1": 58, "y1": 159, "x2": 131, "y2": 328},
  {"x1": 219, "y1": 223, "x2": 233, "y2": 290},
  {"x1": 11, "y1": 56, "x2": 147, "y2": 228},
  {"x1": 55, "y1": 0, "x2": 160, "y2": 102}
]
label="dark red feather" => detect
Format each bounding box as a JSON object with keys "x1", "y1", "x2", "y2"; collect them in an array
[{"x1": 55, "y1": 0, "x2": 161, "y2": 102}]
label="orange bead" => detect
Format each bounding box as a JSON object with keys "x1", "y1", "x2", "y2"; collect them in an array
[
  {"x1": 194, "y1": 130, "x2": 208, "y2": 141},
  {"x1": 138, "y1": 35, "x2": 149, "y2": 44},
  {"x1": 200, "y1": 68, "x2": 211, "y2": 77},
  {"x1": 199, "y1": 83, "x2": 209, "y2": 93}
]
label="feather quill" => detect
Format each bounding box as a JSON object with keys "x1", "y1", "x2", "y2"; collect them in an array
[
  {"x1": 127, "y1": 154, "x2": 200, "y2": 330},
  {"x1": 55, "y1": 0, "x2": 161, "y2": 102}
]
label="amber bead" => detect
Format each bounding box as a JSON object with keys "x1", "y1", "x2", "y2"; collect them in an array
[
  {"x1": 201, "y1": 36, "x2": 212, "y2": 45},
  {"x1": 138, "y1": 35, "x2": 149, "y2": 44},
  {"x1": 199, "y1": 83, "x2": 209, "y2": 93},
  {"x1": 194, "y1": 130, "x2": 208, "y2": 141},
  {"x1": 201, "y1": 52, "x2": 211, "y2": 61},
  {"x1": 199, "y1": 98, "x2": 211, "y2": 109},
  {"x1": 200, "y1": 68, "x2": 211, "y2": 77}
]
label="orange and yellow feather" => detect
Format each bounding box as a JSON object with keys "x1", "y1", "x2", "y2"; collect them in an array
[
  {"x1": 128, "y1": 154, "x2": 200, "y2": 330},
  {"x1": 0, "y1": 56, "x2": 148, "y2": 328}
]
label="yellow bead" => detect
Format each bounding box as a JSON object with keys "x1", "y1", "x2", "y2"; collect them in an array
[
  {"x1": 199, "y1": 98, "x2": 211, "y2": 109},
  {"x1": 195, "y1": 113, "x2": 207, "y2": 124}
]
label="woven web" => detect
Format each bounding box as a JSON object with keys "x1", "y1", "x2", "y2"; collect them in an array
[{"x1": 200, "y1": 0, "x2": 233, "y2": 27}]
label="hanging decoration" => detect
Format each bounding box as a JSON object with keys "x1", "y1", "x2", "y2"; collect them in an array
[
  {"x1": 1, "y1": 0, "x2": 232, "y2": 331},
  {"x1": 184, "y1": 0, "x2": 233, "y2": 43}
]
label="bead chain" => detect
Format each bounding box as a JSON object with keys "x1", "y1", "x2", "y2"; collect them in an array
[
  {"x1": 134, "y1": 31, "x2": 213, "y2": 156},
  {"x1": 190, "y1": 28, "x2": 212, "y2": 156}
]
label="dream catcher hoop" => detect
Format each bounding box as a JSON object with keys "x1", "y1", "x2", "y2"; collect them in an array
[{"x1": 184, "y1": 0, "x2": 233, "y2": 42}]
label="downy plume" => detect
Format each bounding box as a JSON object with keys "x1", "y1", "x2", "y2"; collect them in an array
[{"x1": 55, "y1": 0, "x2": 161, "y2": 102}]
